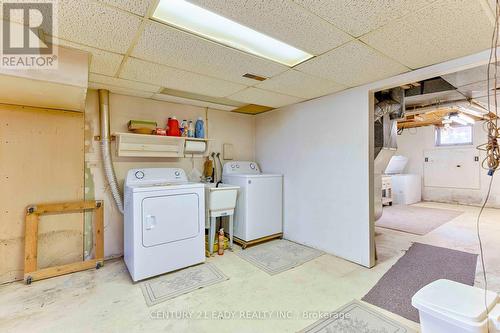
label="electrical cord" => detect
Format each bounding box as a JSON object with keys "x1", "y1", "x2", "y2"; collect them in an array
[
  {"x1": 475, "y1": 1, "x2": 500, "y2": 330},
  {"x1": 477, "y1": 0, "x2": 500, "y2": 174},
  {"x1": 476, "y1": 176, "x2": 493, "y2": 316}
]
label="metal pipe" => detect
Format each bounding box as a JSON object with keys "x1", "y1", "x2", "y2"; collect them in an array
[{"x1": 98, "y1": 89, "x2": 124, "y2": 214}]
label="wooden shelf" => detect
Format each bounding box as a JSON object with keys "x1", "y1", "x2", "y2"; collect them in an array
[{"x1": 113, "y1": 132, "x2": 210, "y2": 158}]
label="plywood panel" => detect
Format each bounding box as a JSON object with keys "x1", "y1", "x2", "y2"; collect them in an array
[{"x1": 0, "y1": 105, "x2": 84, "y2": 283}]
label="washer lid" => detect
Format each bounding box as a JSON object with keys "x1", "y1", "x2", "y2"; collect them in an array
[
  {"x1": 223, "y1": 173, "x2": 282, "y2": 179},
  {"x1": 412, "y1": 279, "x2": 498, "y2": 323},
  {"x1": 385, "y1": 155, "x2": 408, "y2": 174}
]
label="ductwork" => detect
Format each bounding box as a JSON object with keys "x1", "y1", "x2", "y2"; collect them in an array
[
  {"x1": 373, "y1": 88, "x2": 403, "y2": 222},
  {"x1": 374, "y1": 88, "x2": 404, "y2": 158},
  {"x1": 99, "y1": 90, "x2": 124, "y2": 214},
  {"x1": 374, "y1": 99, "x2": 402, "y2": 123}
]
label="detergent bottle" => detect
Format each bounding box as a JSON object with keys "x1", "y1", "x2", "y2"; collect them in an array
[
  {"x1": 195, "y1": 117, "x2": 205, "y2": 139},
  {"x1": 187, "y1": 120, "x2": 195, "y2": 138}
]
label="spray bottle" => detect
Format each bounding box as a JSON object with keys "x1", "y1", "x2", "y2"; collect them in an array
[{"x1": 218, "y1": 228, "x2": 225, "y2": 255}]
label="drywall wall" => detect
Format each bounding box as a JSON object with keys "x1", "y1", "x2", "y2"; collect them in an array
[
  {"x1": 84, "y1": 90, "x2": 255, "y2": 258},
  {"x1": 255, "y1": 87, "x2": 374, "y2": 267},
  {"x1": 0, "y1": 105, "x2": 84, "y2": 284},
  {"x1": 255, "y1": 49, "x2": 496, "y2": 268},
  {"x1": 397, "y1": 122, "x2": 500, "y2": 207}
]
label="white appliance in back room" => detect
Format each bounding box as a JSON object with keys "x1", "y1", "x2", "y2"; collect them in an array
[
  {"x1": 385, "y1": 155, "x2": 422, "y2": 205},
  {"x1": 124, "y1": 168, "x2": 205, "y2": 282},
  {"x1": 222, "y1": 161, "x2": 283, "y2": 247}
]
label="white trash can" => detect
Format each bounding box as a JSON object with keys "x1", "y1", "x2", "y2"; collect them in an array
[{"x1": 412, "y1": 279, "x2": 499, "y2": 333}]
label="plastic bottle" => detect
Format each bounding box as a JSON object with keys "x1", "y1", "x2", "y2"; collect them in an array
[
  {"x1": 187, "y1": 120, "x2": 195, "y2": 138},
  {"x1": 167, "y1": 116, "x2": 180, "y2": 136},
  {"x1": 180, "y1": 120, "x2": 188, "y2": 137},
  {"x1": 195, "y1": 117, "x2": 205, "y2": 139},
  {"x1": 218, "y1": 228, "x2": 225, "y2": 255}
]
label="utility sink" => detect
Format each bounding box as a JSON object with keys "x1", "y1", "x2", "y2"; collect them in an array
[
  {"x1": 204, "y1": 183, "x2": 239, "y2": 213},
  {"x1": 205, "y1": 183, "x2": 240, "y2": 255}
]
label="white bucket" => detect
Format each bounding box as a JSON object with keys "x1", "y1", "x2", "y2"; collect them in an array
[{"x1": 412, "y1": 280, "x2": 499, "y2": 333}]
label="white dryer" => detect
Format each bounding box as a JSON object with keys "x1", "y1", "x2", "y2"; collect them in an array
[
  {"x1": 222, "y1": 161, "x2": 283, "y2": 245},
  {"x1": 124, "y1": 168, "x2": 205, "y2": 282}
]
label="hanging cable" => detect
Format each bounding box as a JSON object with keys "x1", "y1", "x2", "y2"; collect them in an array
[
  {"x1": 475, "y1": 1, "x2": 500, "y2": 328},
  {"x1": 477, "y1": 0, "x2": 500, "y2": 174}
]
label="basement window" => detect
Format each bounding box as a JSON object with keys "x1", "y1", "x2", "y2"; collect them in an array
[{"x1": 435, "y1": 125, "x2": 473, "y2": 146}]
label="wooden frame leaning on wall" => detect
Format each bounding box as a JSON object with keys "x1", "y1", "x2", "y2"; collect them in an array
[{"x1": 24, "y1": 200, "x2": 104, "y2": 284}]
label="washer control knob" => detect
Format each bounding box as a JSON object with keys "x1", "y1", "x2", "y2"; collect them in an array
[
  {"x1": 135, "y1": 171, "x2": 145, "y2": 179},
  {"x1": 231, "y1": 164, "x2": 236, "y2": 168},
  {"x1": 174, "y1": 170, "x2": 181, "y2": 177},
  {"x1": 250, "y1": 163, "x2": 256, "y2": 170}
]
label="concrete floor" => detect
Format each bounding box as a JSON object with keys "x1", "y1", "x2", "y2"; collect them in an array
[{"x1": 1, "y1": 202, "x2": 499, "y2": 333}]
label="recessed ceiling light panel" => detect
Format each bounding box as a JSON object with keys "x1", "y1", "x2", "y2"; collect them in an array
[{"x1": 152, "y1": 0, "x2": 313, "y2": 67}]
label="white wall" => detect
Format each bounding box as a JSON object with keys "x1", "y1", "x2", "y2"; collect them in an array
[
  {"x1": 397, "y1": 122, "x2": 500, "y2": 207},
  {"x1": 84, "y1": 90, "x2": 256, "y2": 258},
  {"x1": 256, "y1": 88, "x2": 374, "y2": 267},
  {"x1": 255, "y1": 49, "x2": 496, "y2": 268}
]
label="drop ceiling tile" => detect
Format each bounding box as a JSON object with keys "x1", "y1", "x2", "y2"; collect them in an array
[
  {"x1": 120, "y1": 58, "x2": 247, "y2": 98},
  {"x1": 132, "y1": 21, "x2": 288, "y2": 85},
  {"x1": 294, "y1": 0, "x2": 434, "y2": 37},
  {"x1": 152, "y1": 94, "x2": 237, "y2": 111},
  {"x1": 54, "y1": 0, "x2": 142, "y2": 53},
  {"x1": 97, "y1": 0, "x2": 155, "y2": 16},
  {"x1": 360, "y1": 0, "x2": 493, "y2": 69},
  {"x1": 51, "y1": 37, "x2": 123, "y2": 76},
  {"x1": 256, "y1": 70, "x2": 346, "y2": 99},
  {"x1": 296, "y1": 41, "x2": 409, "y2": 87},
  {"x1": 88, "y1": 82, "x2": 155, "y2": 99},
  {"x1": 187, "y1": 0, "x2": 353, "y2": 54},
  {"x1": 89, "y1": 73, "x2": 160, "y2": 92},
  {"x1": 227, "y1": 87, "x2": 304, "y2": 108}
]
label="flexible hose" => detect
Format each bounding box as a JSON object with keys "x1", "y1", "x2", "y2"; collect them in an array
[{"x1": 99, "y1": 90, "x2": 124, "y2": 214}]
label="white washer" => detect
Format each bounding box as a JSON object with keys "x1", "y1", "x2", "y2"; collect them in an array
[
  {"x1": 222, "y1": 161, "x2": 283, "y2": 243},
  {"x1": 124, "y1": 168, "x2": 205, "y2": 282}
]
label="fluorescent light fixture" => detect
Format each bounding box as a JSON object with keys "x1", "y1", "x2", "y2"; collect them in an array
[
  {"x1": 152, "y1": 0, "x2": 313, "y2": 67},
  {"x1": 457, "y1": 106, "x2": 487, "y2": 118},
  {"x1": 450, "y1": 115, "x2": 468, "y2": 125},
  {"x1": 457, "y1": 113, "x2": 475, "y2": 124}
]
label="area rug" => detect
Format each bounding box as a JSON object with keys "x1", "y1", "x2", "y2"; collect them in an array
[
  {"x1": 376, "y1": 205, "x2": 463, "y2": 235},
  {"x1": 140, "y1": 263, "x2": 228, "y2": 306},
  {"x1": 362, "y1": 242, "x2": 477, "y2": 322},
  {"x1": 298, "y1": 300, "x2": 415, "y2": 333},
  {"x1": 237, "y1": 240, "x2": 323, "y2": 275}
]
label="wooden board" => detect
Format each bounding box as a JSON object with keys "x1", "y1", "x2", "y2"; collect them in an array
[
  {"x1": 0, "y1": 104, "x2": 84, "y2": 283},
  {"x1": 234, "y1": 233, "x2": 283, "y2": 249},
  {"x1": 24, "y1": 200, "x2": 104, "y2": 284},
  {"x1": 398, "y1": 108, "x2": 496, "y2": 129}
]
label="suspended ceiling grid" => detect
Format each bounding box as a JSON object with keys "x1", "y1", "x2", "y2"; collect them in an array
[{"x1": 0, "y1": 0, "x2": 495, "y2": 113}]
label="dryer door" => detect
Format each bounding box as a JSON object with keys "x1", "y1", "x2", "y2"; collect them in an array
[{"x1": 142, "y1": 193, "x2": 200, "y2": 247}]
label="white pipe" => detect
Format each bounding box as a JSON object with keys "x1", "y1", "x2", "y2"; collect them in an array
[{"x1": 98, "y1": 90, "x2": 124, "y2": 214}]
